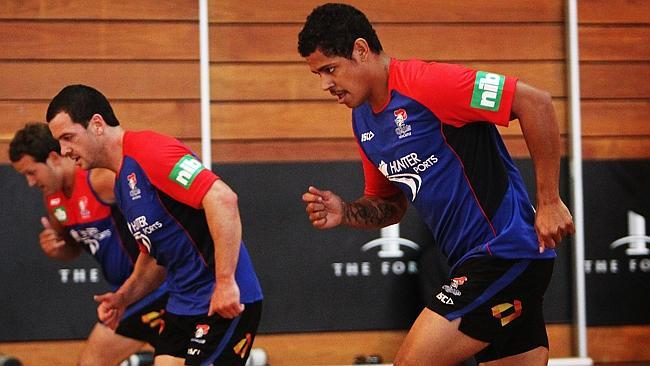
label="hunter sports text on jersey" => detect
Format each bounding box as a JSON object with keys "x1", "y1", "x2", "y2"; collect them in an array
[{"x1": 352, "y1": 59, "x2": 555, "y2": 271}]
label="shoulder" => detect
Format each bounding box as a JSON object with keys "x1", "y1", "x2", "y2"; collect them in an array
[
  {"x1": 391, "y1": 59, "x2": 473, "y2": 86},
  {"x1": 123, "y1": 131, "x2": 193, "y2": 171},
  {"x1": 124, "y1": 130, "x2": 184, "y2": 153},
  {"x1": 88, "y1": 168, "x2": 116, "y2": 204}
]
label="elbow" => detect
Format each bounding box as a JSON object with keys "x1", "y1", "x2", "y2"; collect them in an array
[
  {"x1": 535, "y1": 89, "x2": 554, "y2": 112},
  {"x1": 214, "y1": 186, "x2": 239, "y2": 210},
  {"x1": 540, "y1": 91, "x2": 555, "y2": 113},
  {"x1": 538, "y1": 89, "x2": 552, "y2": 103}
]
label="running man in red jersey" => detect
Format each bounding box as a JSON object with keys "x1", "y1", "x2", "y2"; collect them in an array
[{"x1": 298, "y1": 3, "x2": 574, "y2": 365}]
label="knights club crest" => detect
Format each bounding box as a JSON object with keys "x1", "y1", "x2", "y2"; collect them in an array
[
  {"x1": 393, "y1": 108, "x2": 412, "y2": 139},
  {"x1": 127, "y1": 172, "x2": 142, "y2": 200}
]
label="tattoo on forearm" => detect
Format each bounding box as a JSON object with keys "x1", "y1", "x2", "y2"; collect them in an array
[{"x1": 344, "y1": 195, "x2": 404, "y2": 228}]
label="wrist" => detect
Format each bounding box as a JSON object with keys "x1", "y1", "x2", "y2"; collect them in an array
[
  {"x1": 340, "y1": 200, "x2": 349, "y2": 226},
  {"x1": 536, "y1": 193, "x2": 561, "y2": 206},
  {"x1": 114, "y1": 289, "x2": 132, "y2": 307},
  {"x1": 216, "y1": 274, "x2": 236, "y2": 283}
]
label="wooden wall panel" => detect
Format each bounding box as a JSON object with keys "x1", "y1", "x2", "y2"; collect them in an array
[
  {"x1": 0, "y1": 61, "x2": 199, "y2": 100},
  {"x1": 576, "y1": 0, "x2": 650, "y2": 160},
  {"x1": 0, "y1": 0, "x2": 648, "y2": 162},
  {"x1": 0, "y1": 0, "x2": 198, "y2": 20},
  {"x1": 0, "y1": 21, "x2": 198, "y2": 60},
  {"x1": 211, "y1": 0, "x2": 563, "y2": 23},
  {"x1": 1, "y1": 22, "x2": 563, "y2": 61},
  {"x1": 579, "y1": 0, "x2": 650, "y2": 24},
  {"x1": 211, "y1": 24, "x2": 564, "y2": 62},
  {"x1": 0, "y1": 101, "x2": 200, "y2": 140},
  {"x1": 581, "y1": 64, "x2": 650, "y2": 99},
  {"x1": 213, "y1": 101, "x2": 351, "y2": 139},
  {"x1": 581, "y1": 100, "x2": 650, "y2": 136},
  {"x1": 209, "y1": 139, "x2": 361, "y2": 163},
  {"x1": 582, "y1": 137, "x2": 650, "y2": 160},
  {"x1": 580, "y1": 26, "x2": 650, "y2": 61}
]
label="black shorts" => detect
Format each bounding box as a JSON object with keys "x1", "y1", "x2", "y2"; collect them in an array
[
  {"x1": 155, "y1": 300, "x2": 263, "y2": 365},
  {"x1": 426, "y1": 257, "x2": 554, "y2": 363},
  {"x1": 115, "y1": 291, "x2": 168, "y2": 348}
]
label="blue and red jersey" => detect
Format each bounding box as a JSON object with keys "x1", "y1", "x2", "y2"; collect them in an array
[
  {"x1": 46, "y1": 168, "x2": 141, "y2": 287},
  {"x1": 352, "y1": 59, "x2": 554, "y2": 271},
  {"x1": 114, "y1": 131, "x2": 262, "y2": 316}
]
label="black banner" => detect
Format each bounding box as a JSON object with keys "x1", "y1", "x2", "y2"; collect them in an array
[
  {"x1": 582, "y1": 160, "x2": 650, "y2": 326},
  {"x1": 4, "y1": 159, "x2": 646, "y2": 341}
]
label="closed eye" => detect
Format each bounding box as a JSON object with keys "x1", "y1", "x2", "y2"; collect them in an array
[{"x1": 59, "y1": 134, "x2": 73, "y2": 142}]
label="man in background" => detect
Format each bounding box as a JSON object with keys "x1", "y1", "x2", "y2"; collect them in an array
[
  {"x1": 9, "y1": 122, "x2": 168, "y2": 366},
  {"x1": 46, "y1": 84, "x2": 263, "y2": 365}
]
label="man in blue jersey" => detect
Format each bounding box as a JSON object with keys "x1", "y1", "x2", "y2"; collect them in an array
[
  {"x1": 46, "y1": 84, "x2": 263, "y2": 365},
  {"x1": 9, "y1": 122, "x2": 167, "y2": 366},
  {"x1": 298, "y1": 3, "x2": 574, "y2": 365}
]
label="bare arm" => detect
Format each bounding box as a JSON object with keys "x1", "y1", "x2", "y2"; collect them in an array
[
  {"x1": 512, "y1": 81, "x2": 575, "y2": 251},
  {"x1": 94, "y1": 253, "x2": 165, "y2": 330},
  {"x1": 302, "y1": 186, "x2": 408, "y2": 230},
  {"x1": 202, "y1": 179, "x2": 244, "y2": 318},
  {"x1": 115, "y1": 252, "x2": 166, "y2": 306}
]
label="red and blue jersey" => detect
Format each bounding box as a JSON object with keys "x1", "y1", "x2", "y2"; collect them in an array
[
  {"x1": 46, "y1": 168, "x2": 140, "y2": 287},
  {"x1": 115, "y1": 131, "x2": 262, "y2": 316},
  {"x1": 352, "y1": 59, "x2": 554, "y2": 271},
  {"x1": 46, "y1": 168, "x2": 168, "y2": 325}
]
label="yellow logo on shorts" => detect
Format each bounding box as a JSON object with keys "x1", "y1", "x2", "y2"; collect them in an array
[
  {"x1": 233, "y1": 333, "x2": 252, "y2": 359},
  {"x1": 491, "y1": 300, "x2": 522, "y2": 326},
  {"x1": 141, "y1": 309, "x2": 166, "y2": 334}
]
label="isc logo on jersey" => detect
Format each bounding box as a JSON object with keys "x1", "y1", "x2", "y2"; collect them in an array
[
  {"x1": 169, "y1": 154, "x2": 205, "y2": 189},
  {"x1": 470, "y1": 71, "x2": 505, "y2": 111},
  {"x1": 361, "y1": 131, "x2": 374, "y2": 142}
]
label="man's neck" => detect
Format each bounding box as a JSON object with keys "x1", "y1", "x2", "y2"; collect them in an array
[
  {"x1": 368, "y1": 53, "x2": 392, "y2": 111},
  {"x1": 102, "y1": 127, "x2": 126, "y2": 173}
]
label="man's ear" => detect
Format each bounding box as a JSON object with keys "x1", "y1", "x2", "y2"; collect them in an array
[
  {"x1": 353, "y1": 38, "x2": 370, "y2": 62},
  {"x1": 45, "y1": 150, "x2": 61, "y2": 166},
  {"x1": 89, "y1": 114, "x2": 105, "y2": 135}
]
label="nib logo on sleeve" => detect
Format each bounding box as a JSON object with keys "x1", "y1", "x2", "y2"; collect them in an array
[{"x1": 169, "y1": 154, "x2": 205, "y2": 189}]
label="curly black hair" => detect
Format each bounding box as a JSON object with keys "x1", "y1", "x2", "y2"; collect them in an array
[
  {"x1": 46, "y1": 84, "x2": 120, "y2": 128},
  {"x1": 9, "y1": 122, "x2": 61, "y2": 163},
  {"x1": 298, "y1": 3, "x2": 383, "y2": 58}
]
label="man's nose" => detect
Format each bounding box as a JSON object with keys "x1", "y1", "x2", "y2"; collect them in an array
[
  {"x1": 27, "y1": 176, "x2": 36, "y2": 187},
  {"x1": 59, "y1": 142, "x2": 71, "y2": 156},
  {"x1": 320, "y1": 75, "x2": 334, "y2": 91}
]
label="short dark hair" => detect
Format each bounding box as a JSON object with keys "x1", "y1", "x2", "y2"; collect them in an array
[
  {"x1": 298, "y1": 3, "x2": 383, "y2": 58},
  {"x1": 46, "y1": 84, "x2": 120, "y2": 127},
  {"x1": 9, "y1": 122, "x2": 61, "y2": 163}
]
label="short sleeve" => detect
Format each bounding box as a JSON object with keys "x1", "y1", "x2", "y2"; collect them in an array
[
  {"x1": 391, "y1": 60, "x2": 518, "y2": 127},
  {"x1": 358, "y1": 144, "x2": 401, "y2": 198},
  {"x1": 123, "y1": 131, "x2": 219, "y2": 209}
]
